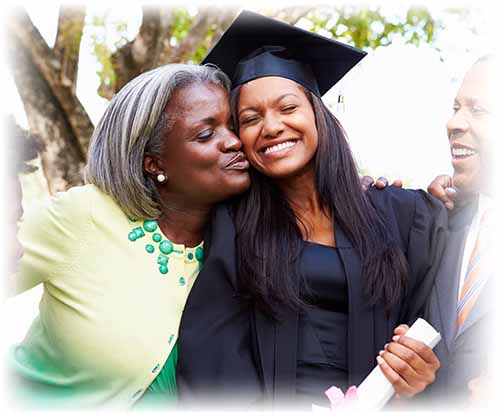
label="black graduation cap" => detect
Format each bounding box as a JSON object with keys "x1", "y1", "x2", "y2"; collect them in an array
[{"x1": 202, "y1": 10, "x2": 367, "y2": 97}]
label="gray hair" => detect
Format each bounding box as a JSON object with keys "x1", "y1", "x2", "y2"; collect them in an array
[{"x1": 84, "y1": 64, "x2": 231, "y2": 219}]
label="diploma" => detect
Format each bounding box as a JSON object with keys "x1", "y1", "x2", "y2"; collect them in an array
[
  {"x1": 356, "y1": 318, "x2": 441, "y2": 410},
  {"x1": 312, "y1": 318, "x2": 441, "y2": 411}
]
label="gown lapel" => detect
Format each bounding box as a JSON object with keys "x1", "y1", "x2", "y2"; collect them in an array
[
  {"x1": 335, "y1": 225, "x2": 376, "y2": 385},
  {"x1": 253, "y1": 309, "x2": 276, "y2": 398},
  {"x1": 253, "y1": 297, "x2": 299, "y2": 403}
]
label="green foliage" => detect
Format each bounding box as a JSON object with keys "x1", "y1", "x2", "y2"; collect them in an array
[
  {"x1": 170, "y1": 8, "x2": 214, "y2": 64},
  {"x1": 114, "y1": 20, "x2": 130, "y2": 48},
  {"x1": 171, "y1": 8, "x2": 194, "y2": 42},
  {"x1": 191, "y1": 22, "x2": 217, "y2": 64},
  {"x1": 88, "y1": 12, "x2": 130, "y2": 91},
  {"x1": 307, "y1": 6, "x2": 440, "y2": 50}
]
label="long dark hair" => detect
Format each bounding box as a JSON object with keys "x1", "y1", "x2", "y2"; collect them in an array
[{"x1": 230, "y1": 84, "x2": 409, "y2": 318}]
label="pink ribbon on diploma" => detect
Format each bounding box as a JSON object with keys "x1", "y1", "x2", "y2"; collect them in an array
[{"x1": 324, "y1": 385, "x2": 359, "y2": 411}]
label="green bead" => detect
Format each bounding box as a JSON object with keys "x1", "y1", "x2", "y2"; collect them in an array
[
  {"x1": 128, "y1": 217, "x2": 137, "y2": 222},
  {"x1": 133, "y1": 227, "x2": 145, "y2": 238},
  {"x1": 152, "y1": 233, "x2": 162, "y2": 243},
  {"x1": 187, "y1": 252, "x2": 194, "y2": 260},
  {"x1": 159, "y1": 265, "x2": 168, "y2": 274},
  {"x1": 157, "y1": 255, "x2": 169, "y2": 265},
  {"x1": 143, "y1": 220, "x2": 158, "y2": 232},
  {"x1": 168, "y1": 334, "x2": 174, "y2": 345},
  {"x1": 195, "y1": 247, "x2": 203, "y2": 261},
  {"x1": 146, "y1": 244, "x2": 155, "y2": 254},
  {"x1": 159, "y1": 240, "x2": 174, "y2": 254},
  {"x1": 128, "y1": 232, "x2": 137, "y2": 241},
  {"x1": 179, "y1": 277, "x2": 186, "y2": 286}
]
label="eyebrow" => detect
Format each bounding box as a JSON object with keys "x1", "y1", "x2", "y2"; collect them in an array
[
  {"x1": 238, "y1": 93, "x2": 299, "y2": 116},
  {"x1": 198, "y1": 117, "x2": 216, "y2": 124},
  {"x1": 191, "y1": 117, "x2": 219, "y2": 128}
]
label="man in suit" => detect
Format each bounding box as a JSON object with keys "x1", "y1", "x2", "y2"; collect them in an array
[{"x1": 421, "y1": 54, "x2": 498, "y2": 407}]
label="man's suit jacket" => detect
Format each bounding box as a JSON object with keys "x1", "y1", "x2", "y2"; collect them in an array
[{"x1": 425, "y1": 198, "x2": 492, "y2": 405}]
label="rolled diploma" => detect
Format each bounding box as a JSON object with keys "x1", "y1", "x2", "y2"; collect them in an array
[{"x1": 356, "y1": 317, "x2": 441, "y2": 411}]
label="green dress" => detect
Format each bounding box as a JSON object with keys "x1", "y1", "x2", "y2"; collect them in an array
[{"x1": 134, "y1": 343, "x2": 178, "y2": 409}]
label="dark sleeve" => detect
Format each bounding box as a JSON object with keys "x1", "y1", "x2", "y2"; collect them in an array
[
  {"x1": 400, "y1": 189, "x2": 448, "y2": 324},
  {"x1": 176, "y1": 203, "x2": 263, "y2": 406}
]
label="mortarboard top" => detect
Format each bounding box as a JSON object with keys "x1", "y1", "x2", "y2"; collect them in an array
[{"x1": 202, "y1": 10, "x2": 367, "y2": 97}]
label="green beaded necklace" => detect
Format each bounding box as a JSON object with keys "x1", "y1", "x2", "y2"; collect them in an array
[{"x1": 127, "y1": 218, "x2": 203, "y2": 275}]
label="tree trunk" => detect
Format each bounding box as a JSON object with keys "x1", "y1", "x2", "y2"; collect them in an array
[{"x1": 6, "y1": 8, "x2": 88, "y2": 193}]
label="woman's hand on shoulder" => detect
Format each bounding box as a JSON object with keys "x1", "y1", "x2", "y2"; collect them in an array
[
  {"x1": 376, "y1": 324, "x2": 440, "y2": 399},
  {"x1": 359, "y1": 175, "x2": 403, "y2": 191}
]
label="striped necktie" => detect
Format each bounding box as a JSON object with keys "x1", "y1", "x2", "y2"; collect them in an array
[{"x1": 456, "y1": 209, "x2": 494, "y2": 334}]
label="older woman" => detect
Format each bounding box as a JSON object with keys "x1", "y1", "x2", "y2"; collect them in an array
[
  {"x1": 7, "y1": 64, "x2": 249, "y2": 409},
  {"x1": 177, "y1": 11, "x2": 447, "y2": 409}
]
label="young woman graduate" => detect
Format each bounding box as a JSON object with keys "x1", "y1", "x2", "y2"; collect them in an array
[{"x1": 177, "y1": 11, "x2": 447, "y2": 410}]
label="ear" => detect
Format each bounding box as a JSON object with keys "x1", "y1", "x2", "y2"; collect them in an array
[{"x1": 144, "y1": 153, "x2": 163, "y2": 178}]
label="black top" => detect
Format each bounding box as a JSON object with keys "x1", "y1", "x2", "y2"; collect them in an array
[
  {"x1": 177, "y1": 187, "x2": 448, "y2": 409},
  {"x1": 296, "y1": 242, "x2": 348, "y2": 406},
  {"x1": 300, "y1": 241, "x2": 348, "y2": 311}
]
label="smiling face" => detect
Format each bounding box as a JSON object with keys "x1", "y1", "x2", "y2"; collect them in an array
[
  {"x1": 149, "y1": 82, "x2": 250, "y2": 206},
  {"x1": 448, "y1": 60, "x2": 497, "y2": 195},
  {"x1": 237, "y1": 76, "x2": 318, "y2": 180}
]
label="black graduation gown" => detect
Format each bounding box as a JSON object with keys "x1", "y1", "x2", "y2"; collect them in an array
[{"x1": 177, "y1": 187, "x2": 448, "y2": 408}]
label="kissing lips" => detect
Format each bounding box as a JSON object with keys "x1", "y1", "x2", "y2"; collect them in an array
[{"x1": 224, "y1": 153, "x2": 249, "y2": 170}]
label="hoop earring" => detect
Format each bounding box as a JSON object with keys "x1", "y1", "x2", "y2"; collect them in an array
[{"x1": 157, "y1": 173, "x2": 167, "y2": 183}]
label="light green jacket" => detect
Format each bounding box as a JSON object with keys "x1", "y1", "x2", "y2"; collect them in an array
[{"x1": 8, "y1": 184, "x2": 200, "y2": 409}]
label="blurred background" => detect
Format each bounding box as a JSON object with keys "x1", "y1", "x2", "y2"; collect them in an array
[{"x1": 1, "y1": 0, "x2": 497, "y2": 348}]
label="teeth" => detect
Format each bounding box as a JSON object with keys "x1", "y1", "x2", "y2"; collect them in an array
[
  {"x1": 452, "y1": 147, "x2": 476, "y2": 157},
  {"x1": 264, "y1": 141, "x2": 296, "y2": 155}
]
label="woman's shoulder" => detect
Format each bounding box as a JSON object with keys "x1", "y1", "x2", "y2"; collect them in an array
[
  {"x1": 365, "y1": 186, "x2": 415, "y2": 230},
  {"x1": 22, "y1": 185, "x2": 90, "y2": 225},
  {"x1": 58, "y1": 183, "x2": 111, "y2": 204},
  {"x1": 22, "y1": 184, "x2": 122, "y2": 233},
  {"x1": 366, "y1": 185, "x2": 418, "y2": 210},
  {"x1": 42, "y1": 183, "x2": 104, "y2": 207},
  {"x1": 57, "y1": 183, "x2": 124, "y2": 215},
  {"x1": 367, "y1": 186, "x2": 446, "y2": 218},
  {"x1": 366, "y1": 186, "x2": 447, "y2": 243}
]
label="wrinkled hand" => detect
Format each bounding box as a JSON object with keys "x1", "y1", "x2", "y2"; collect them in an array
[
  {"x1": 359, "y1": 175, "x2": 403, "y2": 191},
  {"x1": 377, "y1": 324, "x2": 440, "y2": 399},
  {"x1": 427, "y1": 175, "x2": 457, "y2": 210}
]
